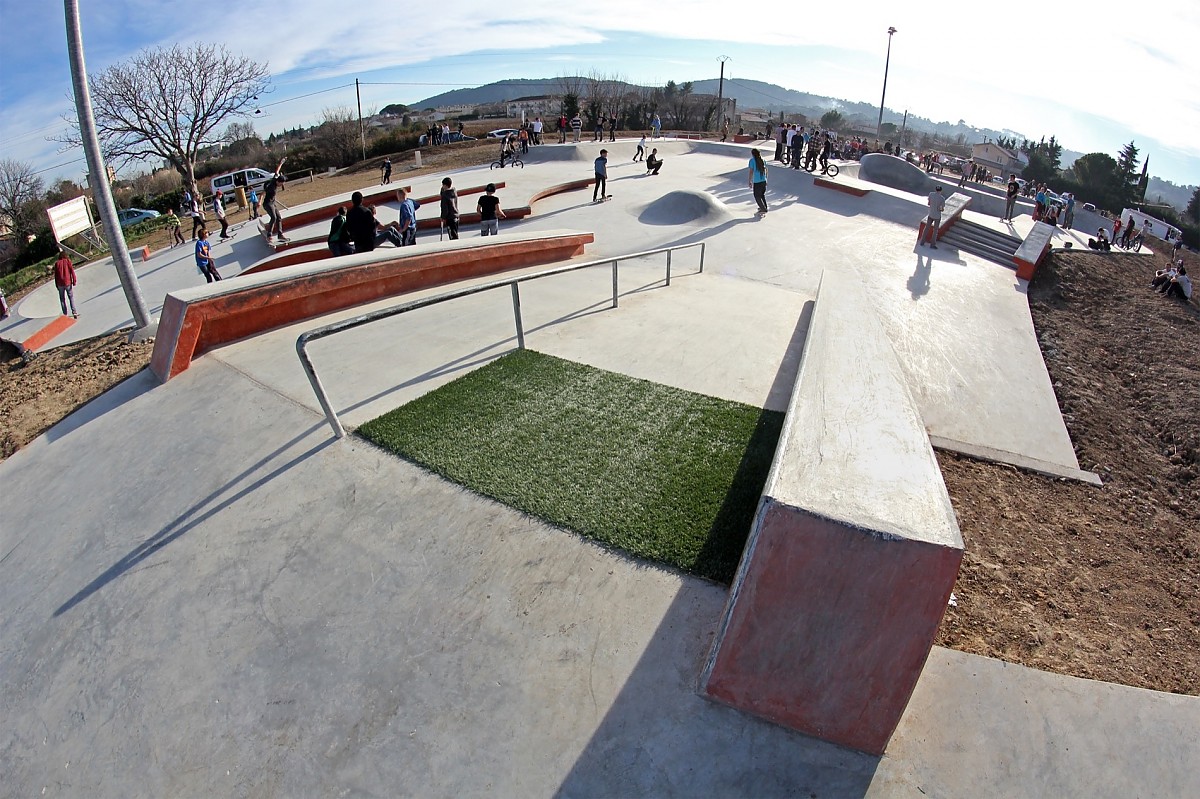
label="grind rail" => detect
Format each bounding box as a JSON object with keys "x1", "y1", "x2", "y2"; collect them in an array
[{"x1": 297, "y1": 242, "x2": 706, "y2": 437}]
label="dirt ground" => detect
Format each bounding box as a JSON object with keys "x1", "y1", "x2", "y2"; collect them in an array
[
  {"x1": 2, "y1": 179, "x2": 1197, "y2": 694},
  {"x1": 936, "y1": 246, "x2": 1199, "y2": 695}
]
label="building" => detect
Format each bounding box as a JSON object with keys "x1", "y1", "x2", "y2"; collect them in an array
[
  {"x1": 971, "y1": 142, "x2": 1026, "y2": 178},
  {"x1": 506, "y1": 96, "x2": 559, "y2": 119}
]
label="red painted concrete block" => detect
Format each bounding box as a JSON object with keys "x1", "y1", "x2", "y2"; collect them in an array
[
  {"x1": 149, "y1": 232, "x2": 593, "y2": 382},
  {"x1": 704, "y1": 504, "x2": 962, "y2": 755},
  {"x1": 813, "y1": 177, "x2": 869, "y2": 197}
]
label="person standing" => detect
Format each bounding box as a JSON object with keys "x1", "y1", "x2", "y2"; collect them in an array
[
  {"x1": 396, "y1": 188, "x2": 418, "y2": 246},
  {"x1": 212, "y1": 191, "x2": 230, "y2": 239},
  {"x1": 634, "y1": 134, "x2": 646, "y2": 162},
  {"x1": 247, "y1": 187, "x2": 260, "y2": 220},
  {"x1": 748, "y1": 148, "x2": 768, "y2": 214},
  {"x1": 559, "y1": 113, "x2": 568, "y2": 144},
  {"x1": 440, "y1": 177, "x2": 459, "y2": 240},
  {"x1": 533, "y1": 116, "x2": 543, "y2": 145},
  {"x1": 571, "y1": 113, "x2": 582, "y2": 143},
  {"x1": 819, "y1": 134, "x2": 833, "y2": 174},
  {"x1": 53, "y1": 248, "x2": 80, "y2": 317},
  {"x1": 188, "y1": 190, "x2": 204, "y2": 240},
  {"x1": 608, "y1": 113, "x2": 617, "y2": 143},
  {"x1": 380, "y1": 157, "x2": 392, "y2": 185},
  {"x1": 263, "y1": 158, "x2": 288, "y2": 242},
  {"x1": 774, "y1": 122, "x2": 786, "y2": 161},
  {"x1": 1002, "y1": 174, "x2": 1020, "y2": 221},
  {"x1": 651, "y1": 114, "x2": 661, "y2": 139},
  {"x1": 165, "y1": 208, "x2": 185, "y2": 246},
  {"x1": 194, "y1": 229, "x2": 221, "y2": 283},
  {"x1": 476, "y1": 183, "x2": 504, "y2": 236},
  {"x1": 593, "y1": 149, "x2": 608, "y2": 202},
  {"x1": 345, "y1": 191, "x2": 377, "y2": 253},
  {"x1": 721, "y1": 119, "x2": 730, "y2": 142},
  {"x1": 1063, "y1": 193, "x2": 1076, "y2": 230},
  {"x1": 327, "y1": 207, "x2": 352, "y2": 256},
  {"x1": 920, "y1": 186, "x2": 946, "y2": 249}
]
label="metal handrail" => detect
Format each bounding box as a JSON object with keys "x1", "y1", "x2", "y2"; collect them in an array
[{"x1": 297, "y1": 241, "x2": 706, "y2": 438}]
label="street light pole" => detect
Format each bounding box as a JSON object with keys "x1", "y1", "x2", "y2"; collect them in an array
[
  {"x1": 64, "y1": 0, "x2": 153, "y2": 333},
  {"x1": 876, "y1": 26, "x2": 897, "y2": 140}
]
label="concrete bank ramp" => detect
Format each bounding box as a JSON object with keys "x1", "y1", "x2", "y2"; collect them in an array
[
  {"x1": 859, "y1": 153, "x2": 933, "y2": 195},
  {"x1": 637, "y1": 189, "x2": 732, "y2": 226},
  {"x1": 522, "y1": 146, "x2": 595, "y2": 162}
]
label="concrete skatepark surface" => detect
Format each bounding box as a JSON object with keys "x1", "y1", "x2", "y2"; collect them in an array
[{"x1": 3, "y1": 139, "x2": 1195, "y2": 796}]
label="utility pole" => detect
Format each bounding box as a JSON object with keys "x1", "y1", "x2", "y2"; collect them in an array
[
  {"x1": 64, "y1": 0, "x2": 153, "y2": 333},
  {"x1": 717, "y1": 55, "x2": 731, "y2": 131},
  {"x1": 356, "y1": 78, "x2": 366, "y2": 161}
]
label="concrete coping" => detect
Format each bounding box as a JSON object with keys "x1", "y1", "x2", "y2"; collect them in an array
[{"x1": 765, "y1": 269, "x2": 962, "y2": 549}]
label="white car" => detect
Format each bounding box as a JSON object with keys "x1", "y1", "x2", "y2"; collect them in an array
[{"x1": 486, "y1": 129, "x2": 520, "y2": 139}]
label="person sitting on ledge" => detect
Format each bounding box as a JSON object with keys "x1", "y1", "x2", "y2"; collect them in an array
[
  {"x1": 1087, "y1": 228, "x2": 1111, "y2": 251},
  {"x1": 645, "y1": 148, "x2": 663, "y2": 175},
  {"x1": 1150, "y1": 261, "x2": 1179, "y2": 291}
]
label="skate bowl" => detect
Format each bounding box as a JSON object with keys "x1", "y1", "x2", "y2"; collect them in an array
[
  {"x1": 859, "y1": 153, "x2": 934, "y2": 195},
  {"x1": 702, "y1": 268, "x2": 963, "y2": 756},
  {"x1": 150, "y1": 230, "x2": 594, "y2": 382},
  {"x1": 637, "y1": 190, "x2": 732, "y2": 226}
]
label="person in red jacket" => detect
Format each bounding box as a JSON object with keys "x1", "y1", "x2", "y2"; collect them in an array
[{"x1": 53, "y1": 248, "x2": 79, "y2": 318}]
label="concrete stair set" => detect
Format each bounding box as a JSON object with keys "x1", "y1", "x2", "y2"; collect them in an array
[{"x1": 940, "y1": 219, "x2": 1022, "y2": 267}]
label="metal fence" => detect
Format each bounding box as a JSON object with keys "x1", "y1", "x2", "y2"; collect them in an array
[{"x1": 296, "y1": 241, "x2": 707, "y2": 438}]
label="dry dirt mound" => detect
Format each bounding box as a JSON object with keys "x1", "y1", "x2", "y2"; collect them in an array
[{"x1": 936, "y1": 248, "x2": 1199, "y2": 694}]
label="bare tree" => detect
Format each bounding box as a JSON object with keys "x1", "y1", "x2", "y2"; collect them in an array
[
  {"x1": 61, "y1": 43, "x2": 269, "y2": 194},
  {"x1": 0, "y1": 159, "x2": 46, "y2": 242},
  {"x1": 313, "y1": 107, "x2": 361, "y2": 168}
]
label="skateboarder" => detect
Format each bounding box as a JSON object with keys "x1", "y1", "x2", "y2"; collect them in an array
[{"x1": 593, "y1": 149, "x2": 609, "y2": 202}]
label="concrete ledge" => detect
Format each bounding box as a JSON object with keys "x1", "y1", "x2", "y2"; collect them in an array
[
  {"x1": 813, "y1": 177, "x2": 869, "y2": 196},
  {"x1": 918, "y1": 192, "x2": 970, "y2": 243},
  {"x1": 928, "y1": 434, "x2": 1103, "y2": 486},
  {"x1": 1014, "y1": 222, "x2": 1055, "y2": 281},
  {"x1": 702, "y1": 269, "x2": 963, "y2": 756},
  {"x1": 150, "y1": 230, "x2": 594, "y2": 382}
]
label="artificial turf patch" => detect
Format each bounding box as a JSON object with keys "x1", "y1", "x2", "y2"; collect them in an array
[{"x1": 356, "y1": 349, "x2": 783, "y2": 583}]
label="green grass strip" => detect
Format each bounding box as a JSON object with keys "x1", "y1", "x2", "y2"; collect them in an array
[{"x1": 357, "y1": 349, "x2": 783, "y2": 584}]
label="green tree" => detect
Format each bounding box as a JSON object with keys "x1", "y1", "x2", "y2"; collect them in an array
[
  {"x1": 1185, "y1": 187, "x2": 1200, "y2": 225},
  {"x1": 1115, "y1": 141, "x2": 1140, "y2": 204},
  {"x1": 996, "y1": 135, "x2": 1018, "y2": 151},
  {"x1": 820, "y1": 110, "x2": 846, "y2": 132}
]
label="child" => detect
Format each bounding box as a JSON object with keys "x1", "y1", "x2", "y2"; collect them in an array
[
  {"x1": 195, "y1": 228, "x2": 221, "y2": 283},
  {"x1": 165, "y1": 208, "x2": 185, "y2": 246},
  {"x1": 476, "y1": 183, "x2": 504, "y2": 236},
  {"x1": 634, "y1": 134, "x2": 646, "y2": 162}
]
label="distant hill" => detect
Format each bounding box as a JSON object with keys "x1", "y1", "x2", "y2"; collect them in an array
[{"x1": 411, "y1": 77, "x2": 1194, "y2": 205}]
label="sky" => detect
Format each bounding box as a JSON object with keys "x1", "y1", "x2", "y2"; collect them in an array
[{"x1": 2, "y1": 0, "x2": 1198, "y2": 190}]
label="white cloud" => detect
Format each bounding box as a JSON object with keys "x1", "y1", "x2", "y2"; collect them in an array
[{"x1": 2, "y1": 0, "x2": 1197, "y2": 183}]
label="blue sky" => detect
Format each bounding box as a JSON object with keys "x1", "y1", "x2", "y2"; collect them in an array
[{"x1": 2, "y1": 0, "x2": 1198, "y2": 188}]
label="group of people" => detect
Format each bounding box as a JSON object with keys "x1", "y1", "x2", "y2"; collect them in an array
[
  {"x1": 189, "y1": 159, "x2": 287, "y2": 282},
  {"x1": 1150, "y1": 261, "x2": 1192, "y2": 302},
  {"x1": 1030, "y1": 184, "x2": 1076, "y2": 229},
  {"x1": 424, "y1": 122, "x2": 464, "y2": 146},
  {"x1": 327, "y1": 180, "x2": 505, "y2": 256}
]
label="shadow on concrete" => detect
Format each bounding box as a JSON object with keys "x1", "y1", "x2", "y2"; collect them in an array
[
  {"x1": 44, "y1": 367, "x2": 158, "y2": 444},
  {"x1": 552, "y1": 590, "x2": 880, "y2": 797},
  {"x1": 54, "y1": 425, "x2": 333, "y2": 617},
  {"x1": 763, "y1": 300, "x2": 814, "y2": 412},
  {"x1": 909, "y1": 254, "x2": 933, "y2": 299}
]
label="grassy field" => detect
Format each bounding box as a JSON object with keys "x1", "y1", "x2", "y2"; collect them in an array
[{"x1": 357, "y1": 349, "x2": 783, "y2": 583}]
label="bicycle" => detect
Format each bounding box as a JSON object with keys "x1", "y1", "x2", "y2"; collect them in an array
[{"x1": 490, "y1": 154, "x2": 524, "y2": 170}]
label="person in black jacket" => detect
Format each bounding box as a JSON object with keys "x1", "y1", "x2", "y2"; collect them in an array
[{"x1": 344, "y1": 191, "x2": 377, "y2": 253}]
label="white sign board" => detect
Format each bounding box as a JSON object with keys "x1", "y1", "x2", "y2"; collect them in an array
[{"x1": 46, "y1": 195, "x2": 94, "y2": 241}]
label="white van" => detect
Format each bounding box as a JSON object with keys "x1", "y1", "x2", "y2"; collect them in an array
[{"x1": 209, "y1": 167, "x2": 275, "y2": 196}]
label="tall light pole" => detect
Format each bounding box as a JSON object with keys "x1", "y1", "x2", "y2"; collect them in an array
[
  {"x1": 876, "y1": 26, "x2": 897, "y2": 140},
  {"x1": 64, "y1": 0, "x2": 153, "y2": 333}
]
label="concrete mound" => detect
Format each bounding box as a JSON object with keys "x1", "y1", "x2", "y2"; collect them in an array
[
  {"x1": 859, "y1": 153, "x2": 933, "y2": 195},
  {"x1": 637, "y1": 190, "x2": 731, "y2": 226}
]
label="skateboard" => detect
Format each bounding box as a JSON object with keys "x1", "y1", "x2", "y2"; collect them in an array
[{"x1": 593, "y1": 195, "x2": 612, "y2": 203}]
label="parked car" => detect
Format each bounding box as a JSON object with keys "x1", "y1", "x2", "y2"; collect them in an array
[
  {"x1": 117, "y1": 208, "x2": 161, "y2": 227},
  {"x1": 1082, "y1": 202, "x2": 1097, "y2": 212},
  {"x1": 417, "y1": 131, "x2": 476, "y2": 146},
  {"x1": 486, "y1": 128, "x2": 520, "y2": 139}
]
